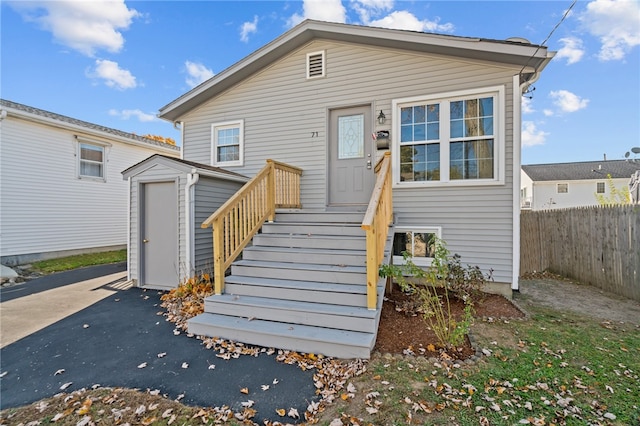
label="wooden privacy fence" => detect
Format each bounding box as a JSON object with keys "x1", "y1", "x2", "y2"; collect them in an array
[
  {"x1": 202, "y1": 159, "x2": 302, "y2": 295},
  {"x1": 521, "y1": 205, "x2": 640, "y2": 301},
  {"x1": 361, "y1": 152, "x2": 393, "y2": 310}
]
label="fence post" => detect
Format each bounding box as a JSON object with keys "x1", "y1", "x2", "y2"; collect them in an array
[
  {"x1": 212, "y1": 217, "x2": 225, "y2": 295},
  {"x1": 266, "y1": 159, "x2": 276, "y2": 222}
]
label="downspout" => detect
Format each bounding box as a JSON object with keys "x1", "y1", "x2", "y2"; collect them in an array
[
  {"x1": 127, "y1": 177, "x2": 132, "y2": 281},
  {"x1": 512, "y1": 68, "x2": 544, "y2": 292},
  {"x1": 184, "y1": 169, "x2": 199, "y2": 281},
  {"x1": 174, "y1": 121, "x2": 184, "y2": 159}
]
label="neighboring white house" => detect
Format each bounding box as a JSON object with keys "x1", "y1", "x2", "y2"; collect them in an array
[
  {"x1": 521, "y1": 160, "x2": 640, "y2": 210},
  {"x1": 0, "y1": 99, "x2": 180, "y2": 266}
]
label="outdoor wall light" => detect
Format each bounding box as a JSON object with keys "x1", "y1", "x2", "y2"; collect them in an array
[{"x1": 377, "y1": 110, "x2": 386, "y2": 125}]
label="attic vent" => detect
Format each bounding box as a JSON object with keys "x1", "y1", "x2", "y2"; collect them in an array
[{"x1": 307, "y1": 51, "x2": 325, "y2": 79}]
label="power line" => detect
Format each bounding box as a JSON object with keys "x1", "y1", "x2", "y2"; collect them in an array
[{"x1": 519, "y1": 0, "x2": 578, "y2": 77}]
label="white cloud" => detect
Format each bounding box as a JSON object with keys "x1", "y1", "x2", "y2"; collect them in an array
[
  {"x1": 351, "y1": 0, "x2": 394, "y2": 24},
  {"x1": 109, "y1": 108, "x2": 157, "y2": 122},
  {"x1": 11, "y1": 0, "x2": 139, "y2": 57},
  {"x1": 185, "y1": 61, "x2": 214, "y2": 88},
  {"x1": 549, "y1": 90, "x2": 589, "y2": 113},
  {"x1": 580, "y1": 0, "x2": 640, "y2": 61},
  {"x1": 554, "y1": 37, "x2": 585, "y2": 64},
  {"x1": 368, "y1": 10, "x2": 454, "y2": 33},
  {"x1": 521, "y1": 121, "x2": 549, "y2": 147},
  {"x1": 89, "y1": 59, "x2": 137, "y2": 90},
  {"x1": 240, "y1": 15, "x2": 259, "y2": 42},
  {"x1": 288, "y1": 0, "x2": 347, "y2": 27},
  {"x1": 543, "y1": 109, "x2": 554, "y2": 117},
  {"x1": 522, "y1": 96, "x2": 535, "y2": 114}
]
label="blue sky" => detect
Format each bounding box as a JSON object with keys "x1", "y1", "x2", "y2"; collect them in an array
[{"x1": 2, "y1": 0, "x2": 639, "y2": 165}]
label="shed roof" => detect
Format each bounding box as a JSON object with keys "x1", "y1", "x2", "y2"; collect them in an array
[
  {"x1": 522, "y1": 160, "x2": 640, "y2": 181},
  {"x1": 121, "y1": 154, "x2": 249, "y2": 183},
  {"x1": 158, "y1": 19, "x2": 555, "y2": 122},
  {"x1": 1, "y1": 99, "x2": 180, "y2": 154}
]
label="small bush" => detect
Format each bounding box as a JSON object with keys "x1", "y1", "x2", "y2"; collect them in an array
[{"x1": 379, "y1": 238, "x2": 492, "y2": 349}]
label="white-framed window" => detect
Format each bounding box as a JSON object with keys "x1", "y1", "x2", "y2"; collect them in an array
[
  {"x1": 393, "y1": 86, "x2": 504, "y2": 187},
  {"x1": 596, "y1": 182, "x2": 605, "y2": 194},
  {"x1": 306, "y1": 50, "x2": 325, "y2": 79},
  {"x1": 392, "y1": 227, "x2": 442, "y2": 267},
  {"x1": 77, "y1": 140, "x2": 106, "y2": 180},
  {"x1": 557, "y1": 183, "x2": 568, "y2": 194},
  {"x1": 212, "y1": 120, "x2": 244, "y2": 167}
]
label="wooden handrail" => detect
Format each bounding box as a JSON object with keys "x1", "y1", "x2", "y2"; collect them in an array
[
  {"x1": 361, "y1": 151, "x2": 393, "y2": 310},
  {"x1": 202, "y1": 159, "x2": 302, "y2": 294}
]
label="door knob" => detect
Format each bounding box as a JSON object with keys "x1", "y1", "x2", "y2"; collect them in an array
[{"x1": 143, "y1": 239, "x2": 149, "y2": 243}]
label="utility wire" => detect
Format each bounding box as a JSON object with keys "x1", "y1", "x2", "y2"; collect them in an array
[{"x1": 519, "y1": 0, "x2": 578, "y2": 76}]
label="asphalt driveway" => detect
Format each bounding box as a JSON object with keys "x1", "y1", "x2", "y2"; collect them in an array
[{"x1": 0, "y1": 271, "x2": 317, "y2": 423}]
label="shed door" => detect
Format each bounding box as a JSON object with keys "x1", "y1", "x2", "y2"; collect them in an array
[
  {"x1": 328, "y1": 106, "x2": 375, "y2": 206},
  {"x1": 141, "y1": 181, "x2": 178, "y2": 289}
]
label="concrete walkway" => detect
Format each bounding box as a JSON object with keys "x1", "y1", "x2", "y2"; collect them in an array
[{"x1": 0, "y1": 271, "x2": 128, "y2": 348}]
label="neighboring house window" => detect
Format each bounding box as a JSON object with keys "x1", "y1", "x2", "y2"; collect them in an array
[
  {"x1": 557, "y1": 183, "x2": 568, "y2": 193},
  {"x1": 306, "y1": 51, "x2": 325, "y2": 79},
  {"x1": 212, "y1": 120, "x2": 244, "y2": 167},
  {"x1": 392, "y1": 227, "x2": 441, "y2": 267},
  {"x1": 393, "y1": 86, "x2": 503, "y2": 186},
  {"x1": 596, "y1": 182, "x2": 605, "y2": 194},
  {"x1": 78, "y1": 142, "x2": 105, "y2": 180}
]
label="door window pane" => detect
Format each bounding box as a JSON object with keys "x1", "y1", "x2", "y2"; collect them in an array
[{"x1": 338, "y1": 114, "x2": 364, "y2": 159}]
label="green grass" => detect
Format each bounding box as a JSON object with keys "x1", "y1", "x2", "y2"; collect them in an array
[
  {"x1": 329, "y1": 305, "x2": 640, "y2": 425},
  {"x1": 30, "y1": 249, "x2": 126, "y2": 274}
]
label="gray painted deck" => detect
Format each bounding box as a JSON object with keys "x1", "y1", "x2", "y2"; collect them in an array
[{"x1": 187, "y1": 210, "x2": 391, "y2": 359}]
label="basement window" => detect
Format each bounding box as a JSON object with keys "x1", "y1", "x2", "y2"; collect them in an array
[
  {"x1": 392, "y1": 227, "x2": 441, "y2": 267},
  {"x1": 557, "y1": 183, "x2": 568, "y2": 194},
  {"x1": 306, "y1": 51, "x2": 325, "y2": 79}
]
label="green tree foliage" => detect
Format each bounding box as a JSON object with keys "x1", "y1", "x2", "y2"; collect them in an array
[{"x1": 595, "y1": 173, "x2": 631, "y2": 205}]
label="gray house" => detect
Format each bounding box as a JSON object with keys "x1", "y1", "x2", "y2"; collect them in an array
[{"x1": 134, "y1": 20, "x2": 554, "y2": 358}]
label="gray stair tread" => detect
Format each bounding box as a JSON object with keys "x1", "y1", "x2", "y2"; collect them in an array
[
  {"x1": 234, "y1": 259, "x2": 366, "y2": 273},
  {"x1": 255, "y1": 233, "x2": 365, "y2": 241},
  {"x1": 244, "y1": 245, "x2": 366, "y2": 256},
  {"x1": 225, "y1": 275, "x2": 368, "y2": 294},
  {"x1": 189, "y1": 313, "x2": 375, "y2": 348},
  {"x1": 206, "y1": 294, "x2": 377, "y2": 319}
]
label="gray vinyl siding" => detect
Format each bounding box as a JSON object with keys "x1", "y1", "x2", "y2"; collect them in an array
[
  {"x1": 0, "y1": 116, "x2": 170, "y2": 263},
  {"x1": 128, "y1": 164, "x2": 186, "y2": 283},
  {"x1": 180, "y1": 40, "x2": 520, "y2": 284},
  {"x1": 193, "y1": 177, "x2": 244, "y2": 275}
]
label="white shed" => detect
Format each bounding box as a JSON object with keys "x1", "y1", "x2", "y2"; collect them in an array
[{"x1": 122, "y1": 155, "x2": 248, "y2": 289}]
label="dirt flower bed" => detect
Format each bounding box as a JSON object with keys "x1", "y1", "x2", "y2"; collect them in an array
[{"x1": 375, "y1": 285, "x2": 525, "y2": 359}]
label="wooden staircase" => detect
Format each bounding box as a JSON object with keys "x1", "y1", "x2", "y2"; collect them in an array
[{"x1": 188, "y1": 211, "x2": 392, "y2": 359}]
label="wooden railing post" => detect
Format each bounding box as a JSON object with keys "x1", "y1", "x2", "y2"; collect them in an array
[
  {"x1": 266, "y1": 159, "x2": 276, "y2": 222},
  {"x1": 361, "y1": 152, "x2": 392, "y2": 310},
  {"x1": 212, "y1": 217, "x2": 224, "y2": 294}
]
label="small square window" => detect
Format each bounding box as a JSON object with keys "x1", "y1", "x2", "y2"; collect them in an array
[
  {"x1": 596, "y1": 182, "x2": 605, "y2": 194},
  {"x1": 557, "y1": 183, "x2": 568, "y2": 194},
  {"x1": 79, "y1": 143, "x2": 105, "y2": 179}
]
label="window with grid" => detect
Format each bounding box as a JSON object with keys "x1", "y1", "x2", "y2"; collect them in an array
[
  {"x1": 596, "y1": 182, "x2": 605, "y2": 194},
  {"x1": 212, "y1": 120, "x2": 243, "y2": 166},
  {"x1": 394, "y1": 87, "x2": 501, "y2": 185}
]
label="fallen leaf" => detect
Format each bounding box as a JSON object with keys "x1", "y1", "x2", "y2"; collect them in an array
[
  {"x1": 60, "y1": 382, "x2": 72, "y2": 390},
  {"x1": 76, "y1": 398, "x2": 92, "y2": 415},
  {"x1": 276, "y1": 408, "x2": 286, "y2": 416},
  {"x1": 208, "y1": 364, "x2": 216, "y2": 370},
  {"x1": 141, "y1": 417, "x2": 157, "y2": 425},
  {"x1": 273, "y1": 378, "x2": 279, "y2": 385},
  {"x1": 162, "y1": 409, "x2": 173, "y2": 418},
  {"x1": 138, "y1": 362, "x2": 147, "y2": 369},
  {"x1": 240, "y1": 387, "x2": 249, "y2": 394},
  {"x1": 135, "y1": 405, "x2": 146, "y2": 415},
  {"x1": 54, "y1": 369, "x2": 65, "y2": 376},
  {"x1": 288, "y1": 407, "x2": 300, "y2": 419},
  {"x1": 181, "y1": 362, "x2": 189, "y2": 369},
  {"x1": 157, "y1": 352, "x2": 167, "y2": 358},
  {"x1": 261, "y1": 384, "x2": 270, "y2": 391},
  {"x1": 366, "y1": 407, "x2": 379, "y2": 414},
  {"x1": 241, "y1": 400, "x2": 255, "y2": 408}
]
